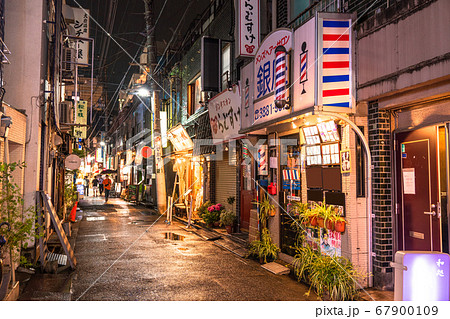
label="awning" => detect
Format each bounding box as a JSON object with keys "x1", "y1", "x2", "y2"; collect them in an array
[{"x1": 182, "y1": 107, "x2": 215, "y2": 156}]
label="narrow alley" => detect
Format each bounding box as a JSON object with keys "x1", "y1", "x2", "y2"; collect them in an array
[{"x1": 71, "y1": 197, "x2": 314, "y2": 301}]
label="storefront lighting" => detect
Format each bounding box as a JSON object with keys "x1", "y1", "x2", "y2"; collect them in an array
[
  {"x1": 137, "y1": 87, "x2": 150, "y2": 97},
  {"x1": 292, "y1": 122, "x2": 297, "y2": 129},
  {"x1": 100, "y1": 141, "x2": 106, "y2": 146}
]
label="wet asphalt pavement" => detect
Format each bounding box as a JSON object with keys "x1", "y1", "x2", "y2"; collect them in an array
[{"x1": 71, "y1": 196, "x2": 315, "y2": 301}]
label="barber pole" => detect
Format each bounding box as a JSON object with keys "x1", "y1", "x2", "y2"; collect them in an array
[{"x1": 274, "y1": 46, "x2": 287, "y2": 109}]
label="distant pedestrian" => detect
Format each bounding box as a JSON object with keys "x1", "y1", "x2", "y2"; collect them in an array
[
  {"x1": 92, "y1": 177, "x2": 99, "y2": 197},
  {"x1": 103, "y1": 175, "x2": 112, "y2": 203},
  {"x1": 84, "y1": 176, "x2": 90, "y2": 196},
  {"x1": 98, "y1": 175, "x2": 104, "y2": 195}
]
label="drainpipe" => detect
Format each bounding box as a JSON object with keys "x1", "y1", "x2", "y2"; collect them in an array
[{"x1": 317, "y1": 110, "x2": 373, "y2": 288}]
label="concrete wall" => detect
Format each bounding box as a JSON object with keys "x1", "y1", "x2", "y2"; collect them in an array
[
  {"x1": 357, "y1": 0, "x2": 450, "y2": 101},
  {"x1": 4, "y1": 0, "x2": 46, "y2": 217}
]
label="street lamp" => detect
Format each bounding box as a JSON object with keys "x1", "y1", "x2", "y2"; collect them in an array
[{"x1": 137, "y1": 87, "x2": 151, "y2": 97}]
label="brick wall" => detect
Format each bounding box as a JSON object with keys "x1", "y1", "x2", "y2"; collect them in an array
[{"x1": 368, "y1": 101, "x2": 394, "y2": 289}]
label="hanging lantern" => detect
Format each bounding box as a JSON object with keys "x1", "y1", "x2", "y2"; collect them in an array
[{"x1": 274, "y1": 45, "x2": 288, "y2": 109}]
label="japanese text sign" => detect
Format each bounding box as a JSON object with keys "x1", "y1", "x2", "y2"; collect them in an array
[
  {"x1": 73, "y1": 100, "x2": 87, "y2": 139},
  {"x1": 252, "y1": 29, "x2": 292, "y2": 125},
  {"x1": 237, "y1": 0, "x2": 259, "y2": 58},
  {"x1": 70, "y1": 7, "x2": 90, "y2": 65},
  {"x1": 167, "y1": 125, "x2": 193, "y2": 152},
  {"x1": 393, "y1": 251, "x2": 450, "y2": 301},
  {"x1": 208, "y1": 85, "x2": 244, "y2": 142}
]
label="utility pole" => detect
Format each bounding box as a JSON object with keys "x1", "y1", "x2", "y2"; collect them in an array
[{"x1": 143, "y1": 0, "x2": 167, "y2": 213}]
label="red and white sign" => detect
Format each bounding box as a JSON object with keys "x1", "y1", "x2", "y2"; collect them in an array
[
  {"x1": 208, "y1": 85, "x2": 244, "y2": 142},
  {"x1": 237, "y1": 0, "x2": 259, "y2": 58}
]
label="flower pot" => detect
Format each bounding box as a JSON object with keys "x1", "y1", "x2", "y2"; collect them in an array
[
  {"x1": 269, "y1": 209, "x2": 276, "y2": 217},
  {"x1": 310, "y1": 216, "x2": 318, "y2": 227},
  {"x1": 317, "y1": 217, "x2": 325, "y2": 228},
  {"x1": 335, "y1": 221, "x2": 346, "y2": 233},
  {"x1": 326, "y1": 220, "x2": 334, "y2": 231},
  {"x1": 225, "y1": 225, "x2": 233, "y2": 234},
  {"x1": 213, "y1": 221, "x2": 220, "y2": 227}
]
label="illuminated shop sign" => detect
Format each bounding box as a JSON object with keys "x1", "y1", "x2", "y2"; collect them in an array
[
  {"x1": 167, "y1": 125, "x2": 193, "y2": 152},
  {"x1": 393, "y1": 251, "x2": 450, "y2": 301}
]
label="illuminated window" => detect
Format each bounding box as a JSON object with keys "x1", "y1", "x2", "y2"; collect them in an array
[{"x1": 187, "y1": 75, "x2": 202, "y2": 116}]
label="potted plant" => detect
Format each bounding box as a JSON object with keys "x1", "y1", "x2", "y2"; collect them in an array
[
  {"x1": 247, "y1": 228, "x2": 280, "y2": 263},
  {"x1": 313, "y1": 202, "x2": 334, "y2": 229},
  {"x1": 202, "y1": 203, "x2": 222, "y2": 227},
  {"x1": 254, "y1": 195, "x2": 275, "y2": 228},
  {"x1": 333, "y1": 216, "x2": 346, "y2": 233},
  {"x1": 220, "y1": 210, "x2": 236, "y2": 234}
]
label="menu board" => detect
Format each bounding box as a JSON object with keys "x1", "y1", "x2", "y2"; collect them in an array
[
  {"x1": 322, "y1": 143, "x2": 340, "y2": 165},
  {"x1": 317, "y1": 120, "x2": 340, "y2": 142}
]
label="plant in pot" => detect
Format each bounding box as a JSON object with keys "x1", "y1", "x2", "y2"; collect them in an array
[
  {"x1": 255, "y1": 195, "x2": 275, "y2": 228},
  {"x1": 332, "y1": 215, "x2": 346, "y2": 233},
  {"x1": 202, "y1": 203, "x2": 222, "y2": 227},
  {"x1": 313, "y1": 202, "x2": 334, "y2": 229},
  {"x1": 308, "y1": 254, "x2": 364, "y2": 301},
  {"x1": 220, "y1": 210, "x2": 236, "y2": 234},
  {"x1": 247, "y1": 228, "x2": 280, "y2": 264}
]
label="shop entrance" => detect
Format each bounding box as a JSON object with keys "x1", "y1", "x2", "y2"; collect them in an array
[{"x1": 396, "y1": 126, "x2": 445, "y2": 251}]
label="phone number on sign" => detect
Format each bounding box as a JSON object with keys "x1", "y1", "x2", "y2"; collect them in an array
[{"x1": 254, "y1": 102, "x2": 285, "y2": 122}]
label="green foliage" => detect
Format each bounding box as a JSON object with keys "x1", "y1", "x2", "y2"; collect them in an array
[
  {"x1": 197, "y1": 201, "x2": 211, "y2": 217},
  {"x1": 19, "y1": 255, "x2": 33, "y2": 268},
  {"x1": 254, "y1": 194, "x2": 275, "y2": 228},
  {"x1": 291, "y1": 235, "x2": 364, "y2": 301},
  {"x1": 247, "y1": 228, "x2": 280, "y2": 263},
  {"x1": 71, "y1": 148, "x2": 86, "y2": 158},
  {"x1": 0, "y1": 162, "x2": 39, "y2": 259},
  {"x1": 219, "y1": 210, "x2": 236, "y2": 226},
  {"x1": 313, "y1": 202, "x2": 335, "y2": 223}
]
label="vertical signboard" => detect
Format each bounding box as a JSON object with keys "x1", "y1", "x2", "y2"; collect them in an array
[
  {"x1": 208, "y1": 85, "x2": 244, "y2": 142},
  {"x1": 240, "y1": 63, "x2": 254, "y2": 130},
  {"x1": 70, "y1": 7, "x2": 90, "y2": 65},
  {"x1": 293, "y1": 17, "x2": 316, "y2": 112},
  {"x1": 317, "y1": 15, "x2": 353, "y2": 112},
  {"x1": 236, "y1": 0, "x2": 260, "y2": 58},
  {"x1": 73, "y1": 100, "x2": 87, "y2": 139},
  {"x1": 253, "y1": 29, "x2": 292, "y2": 125}
]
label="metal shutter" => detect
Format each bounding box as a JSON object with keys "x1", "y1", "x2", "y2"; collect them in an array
[{"x1": 214, "y1": 151, "x2": 237, "y2": 211}]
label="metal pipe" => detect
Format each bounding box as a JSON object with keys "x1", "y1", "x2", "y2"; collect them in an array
[{"x1": 317, "y1": 110, "x2": 373, "y2": 287}]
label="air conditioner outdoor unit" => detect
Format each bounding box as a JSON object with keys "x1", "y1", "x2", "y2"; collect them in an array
[
  {"x1": 59, "y1": 101, "x2": 74, "y2": 127},
  {"x1": 62, "y1": 47, "x2": 76, "y2": 73}
]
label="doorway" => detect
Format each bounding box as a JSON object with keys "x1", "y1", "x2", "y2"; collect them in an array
[
  {"x1": 240, "y1": 146, "x2": 254, "y2": 230},
  {"x1": 396, "y1": 125, "x2": 447, "y2": 251}
]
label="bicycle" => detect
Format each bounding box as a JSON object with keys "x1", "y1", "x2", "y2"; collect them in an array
[{"x1": 0, "y1": 222, "x2": 11, "y2": 289}]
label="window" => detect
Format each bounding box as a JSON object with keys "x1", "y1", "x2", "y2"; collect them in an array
[
  {"x1": 221, "y1": 44, "x2": 231, "y2": 90},
  {"x1": 290, "y1": 0, "x2": 310, "y2": 21},
  {"x1": 187, "y1": 76, "x2": 202, "y2": 116}
]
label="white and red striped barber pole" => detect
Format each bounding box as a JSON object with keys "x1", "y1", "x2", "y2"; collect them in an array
[
  {"x1": 274, "y1": 45, "x2": 287, "y2": 109},
  {"x1": 258, "y1": 145, "x2": 268, "y2": 176}
]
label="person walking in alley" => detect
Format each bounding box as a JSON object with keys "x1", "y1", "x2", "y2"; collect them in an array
[
  {"x1": 84, "y1": 176, "x2": 90, "y2": 196},
  {"x1": 103, "y1": 175, "x2": 112, "y2": 203},
  {"x1": 98, "y1": 175, "x2": 104, "y2": 196},
  {"x1": 92, "y1": 176, "x2": 99, "y2": 197}
]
